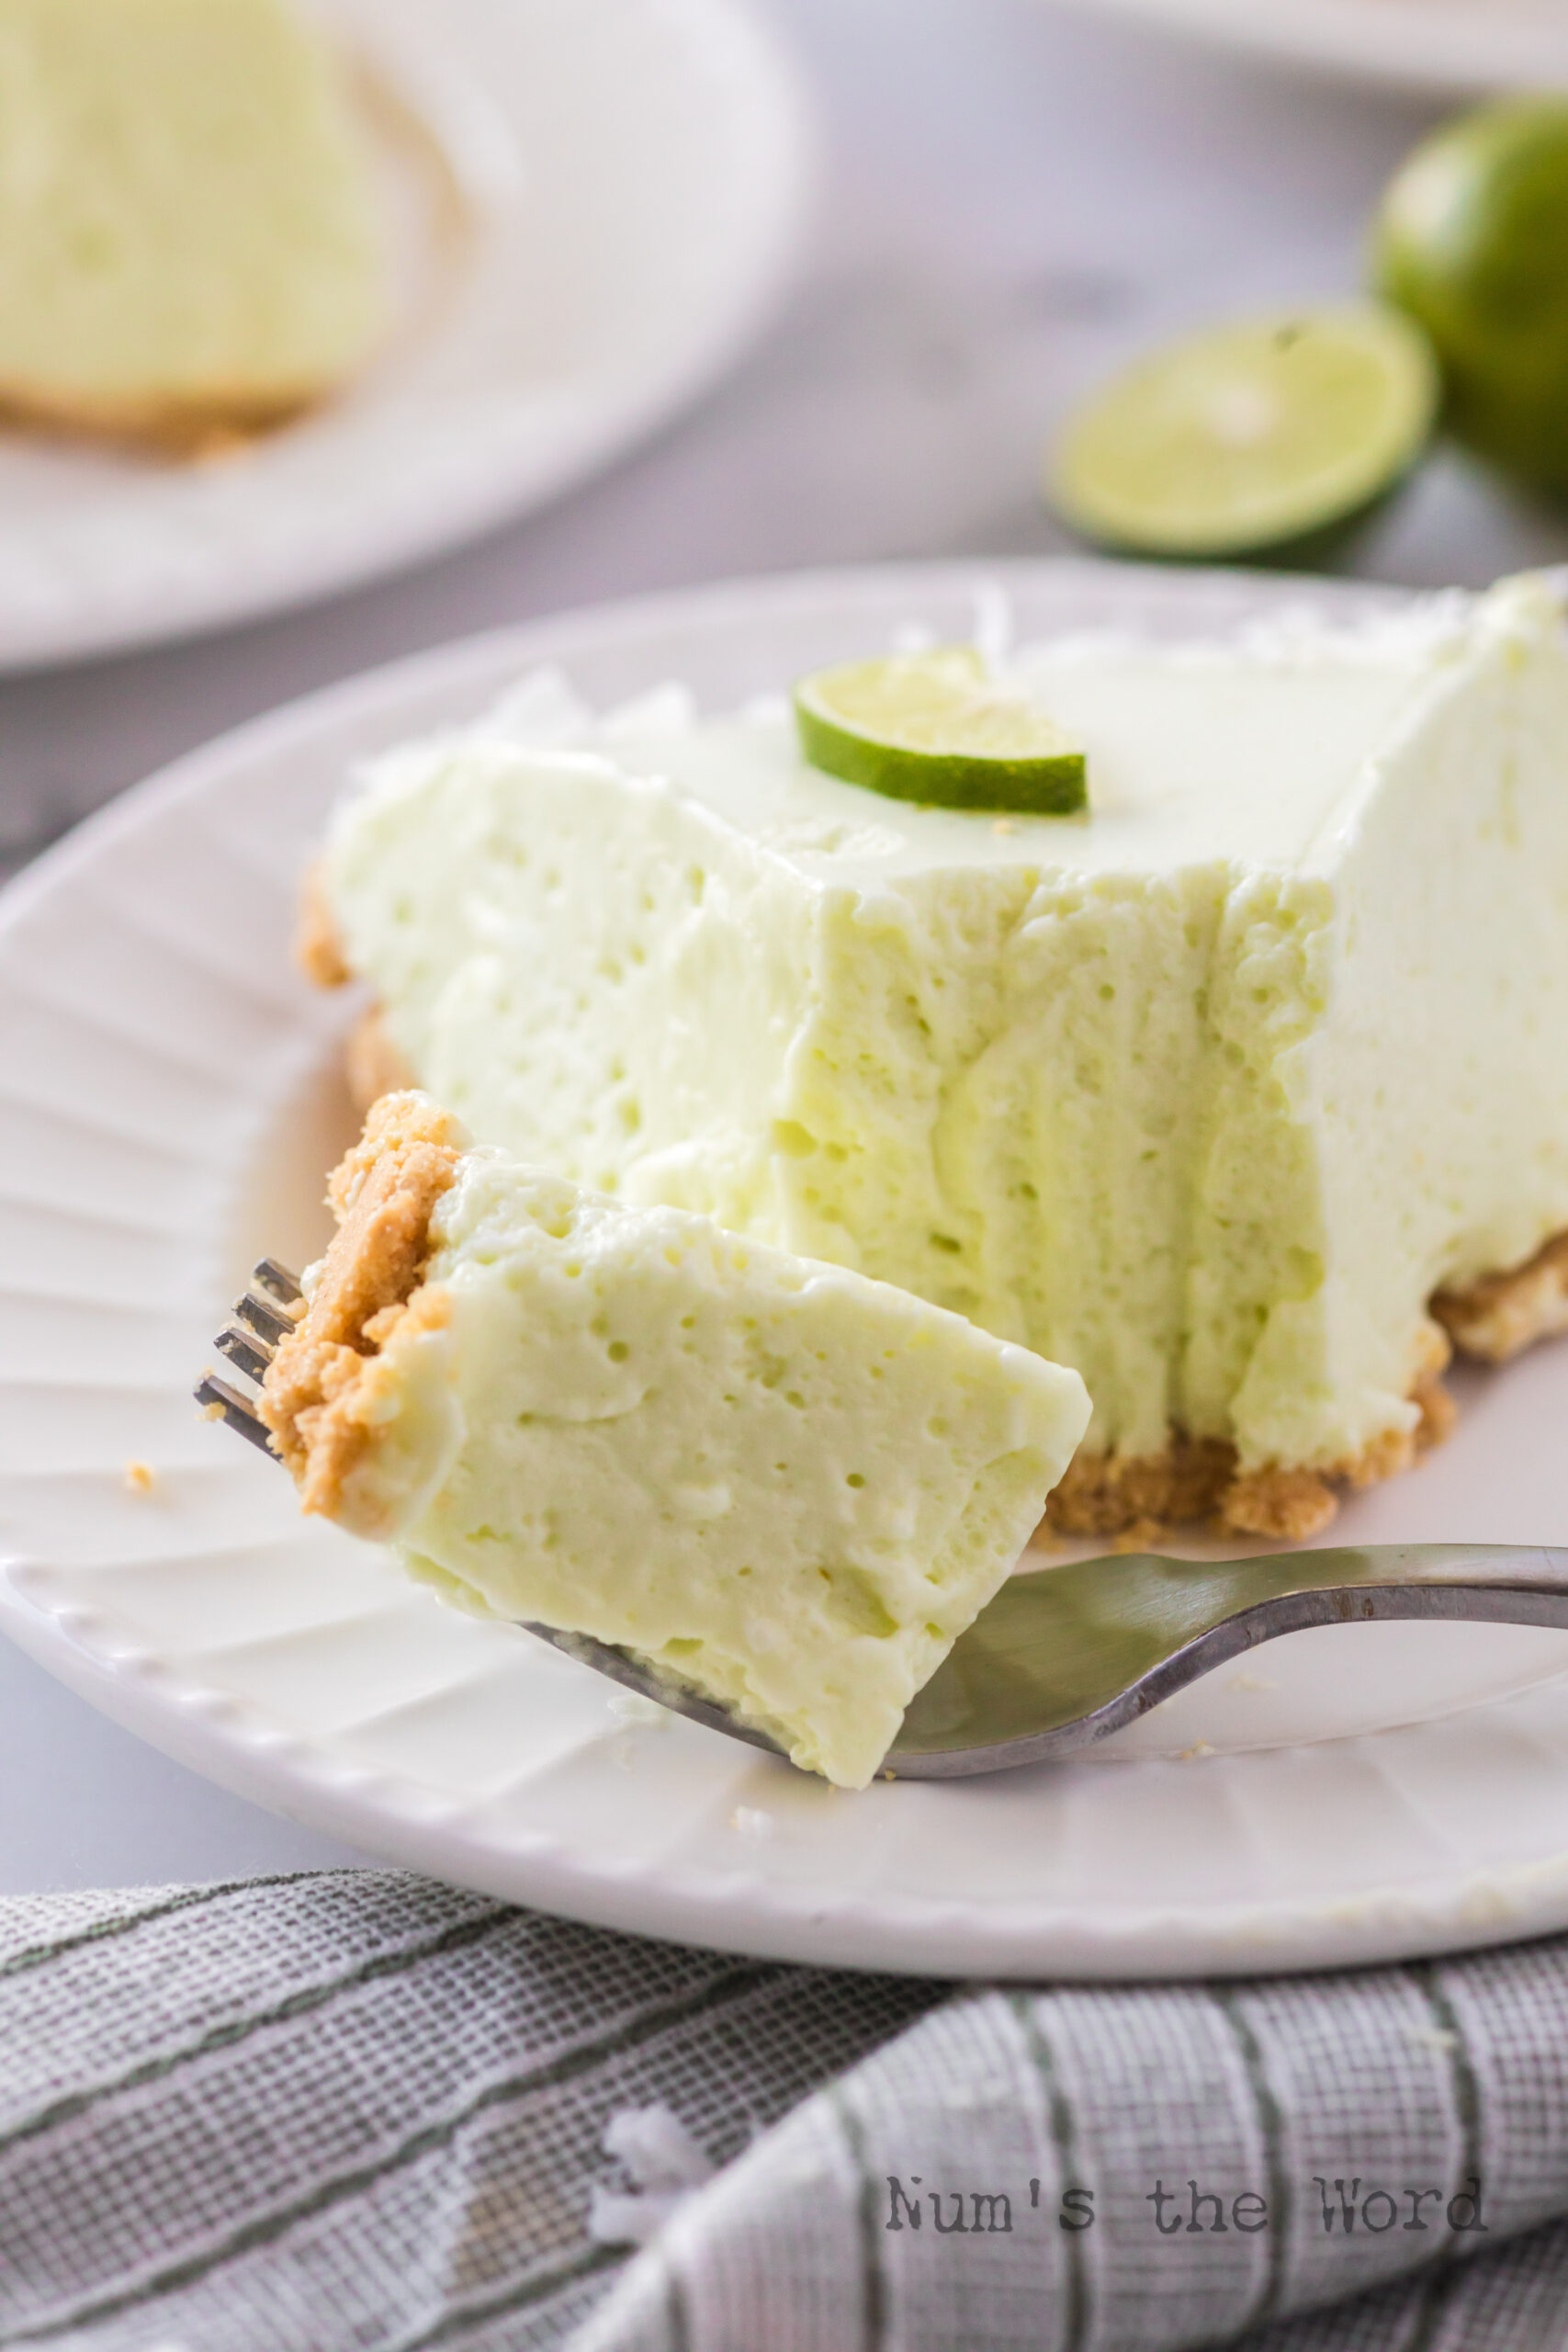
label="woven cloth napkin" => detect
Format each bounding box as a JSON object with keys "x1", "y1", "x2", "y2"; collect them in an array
[{"x1": 4, "y1": 1869, "x2": 1568, "y2": 2352}]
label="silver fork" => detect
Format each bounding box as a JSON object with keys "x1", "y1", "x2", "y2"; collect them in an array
[{"x1": 199, "y1": 1260, "x2": 1568, "y2": 1779}]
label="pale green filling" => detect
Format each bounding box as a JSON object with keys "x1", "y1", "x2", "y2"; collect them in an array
[
  {"x1": 365, "y1": 1157, "x2": 1089, "y2": 1787},
  {"x1": 329, "y1": 576, "x2": 1568, "y2": 1476},
  {"x1": 0, "y1": 0, "x2": 385, "y2": 402}
]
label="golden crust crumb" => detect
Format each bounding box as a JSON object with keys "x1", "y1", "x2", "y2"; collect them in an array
[
  {"x1": 1219, "y1": 1465, "x2": 1339, "y2": 1544},
  {"x1": 260, "y1": 1091, "x2": 465, "y2": 1519},
  {"x1": 1414, "y1": 1374, "x2": 1458, "y2": 1453},
  {"x1": 1434, "y1": 1230, "x2": 1568, "y2": 1364},
  {"x1": 344, "y1": 1005, "x2": 417, "y2": 1115},
  {"x1": 123, "y1": 1459, "x2": 155, "y2": 1495},
  {"x1": 1111, "y1": 1517, "x2": 1167, "y2": 1555},
  {"x1": 296, "y1": 862, "x2": 353, "y2": 989}
]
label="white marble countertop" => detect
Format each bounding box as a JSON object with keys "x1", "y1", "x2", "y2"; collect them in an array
[{"x1": 2, "y1": 0, "x2": 1562, "y2": 1892}]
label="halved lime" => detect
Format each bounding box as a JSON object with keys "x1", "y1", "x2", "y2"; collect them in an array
[
  {"x1": 793, "y1": 647, "x2": 1087, "y2": 816},
  {"x1": 1374, "y1": 99, "x2": 1568, "y2": 489},
  {"x1": 1047, "y1": 304, "x2": 1438, "y2": 559}
]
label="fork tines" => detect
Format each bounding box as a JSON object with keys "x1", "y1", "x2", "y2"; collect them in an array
[
  {"x1": 194, "y1": 1257, "x2": 303, "y2": 1459},
  {"x1": 253, "y1": 1258, "x2": 304, "y2": 1306}
]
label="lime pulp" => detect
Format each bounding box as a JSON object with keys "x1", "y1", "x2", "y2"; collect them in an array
[{"x1": 1046, "y1": 303, "x2": 1438, "y2": 560}]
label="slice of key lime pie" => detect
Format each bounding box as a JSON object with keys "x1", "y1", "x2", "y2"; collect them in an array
[
  {"x1": 0, "y1": 0, "x2": 387, "y2": 443},
  {"x1": 260, "y1": 1092, "x2": 1090, "y2": 1788},
  {"x1": 306, "y1": 571, "x2": 1568, "y2": 1541}
]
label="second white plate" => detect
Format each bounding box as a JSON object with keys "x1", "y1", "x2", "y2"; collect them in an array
[
  {"x1": 1055, "y1": 0, "x2": 1568, "y2": 96},
  {"x1": 0, "y1": 0, "x2": 811, "y2": 672},
  {"x1": 6, "y1": 559, "x2": 1568, "y2": 1980}
]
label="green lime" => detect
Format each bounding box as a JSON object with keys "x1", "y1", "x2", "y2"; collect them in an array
[
  {"x1": 1046, "y1": 304, "x2": 1438, "y2": 559},
  {"x1": 793, "y1": 647, "x2": 1087, "y2": 816},
  {"x1": 1374, "y1": 99, "x2": 1568, "y2": 489}
]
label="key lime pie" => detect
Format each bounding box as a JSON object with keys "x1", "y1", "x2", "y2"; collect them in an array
[
  {"x1": 303, "y1": 572, "x2": 1568, "y2": 1544},
  {"x1": 260, "y1": 1091, "x2": 1090, "y2": 1788},
  {"x1": 0, "y1": 0, "x2": 387, "y2": 443}
]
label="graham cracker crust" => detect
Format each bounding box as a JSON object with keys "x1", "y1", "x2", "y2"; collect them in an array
[
  {"x1": 344, "y1": 1006, "x2": 417, "y2": 1114},
  {"x1": 295, "y1": 873, "x2": 416, "y2": 1112},
  {"x1": 0, "y1": 379, "x2": 327, "y2": 462},
  {"x1": 259, "y1": 1091, "x2": 461, "y2": 1530},
  {"x1": 1043, "y1": 1363, "x2": 1457, "y2": 1544},
  {"x1": 296, "y1": 862, "x2": 353, "y2": 989},
  {"x1": 1434, "y1": 1229, "x2": 1568, "y2": 1365}
]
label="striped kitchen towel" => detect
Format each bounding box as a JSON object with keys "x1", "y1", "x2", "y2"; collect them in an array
[{"x1": 1, "y1": 1868, "x2": 1565, "y2": 2351}]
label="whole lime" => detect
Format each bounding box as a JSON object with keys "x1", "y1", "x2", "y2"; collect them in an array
[{"x1": 1374, "y1": 99, "x2": 1568, "y2": 489}]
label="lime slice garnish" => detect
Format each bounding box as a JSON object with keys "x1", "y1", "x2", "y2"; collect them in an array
[
  {"x1": 793, "y1": 646, "x2": 1087, "y2": 816},
  {"x1": 1047, "y1": 304, "x2": 1438, "y2": 559},
  {"x1": 1374, "y1": 99, "x2": 1568, "y2": 490}
]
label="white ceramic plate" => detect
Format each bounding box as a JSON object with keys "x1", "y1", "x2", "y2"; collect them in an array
[
  {"x1": 6, "y1": 558, "x2": 1568, "y2": 1983},
  {"x1": 0, "y1": 0, "x2": 811, "y2": 673},
  {"x1": 1057, "y1": 0, "x2": 1568, "y2": 96}
]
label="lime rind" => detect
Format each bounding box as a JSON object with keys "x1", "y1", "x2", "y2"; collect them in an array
[
  {"x1": 794, "y1": 648, "x2": 1088, "y2": 817},
  {"x1": 1048, "y1": 303, "x2": 1439, "y2": 560},
  {"x1": 1373, "y1": 99, "x2": 1568, "y2": 490}
]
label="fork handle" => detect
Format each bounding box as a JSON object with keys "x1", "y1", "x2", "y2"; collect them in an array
[
  {"x1": 1279, "y1": 1543, "x2": 1568, "y2": 1599},
  {"x1": 1259, "y1": 1543, "x2": 1568, "y2": 1599}
]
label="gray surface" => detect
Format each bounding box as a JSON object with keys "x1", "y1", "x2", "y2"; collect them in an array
[{"x1": 2, "y1": 0, "x2": 1563, "y2": 1893}]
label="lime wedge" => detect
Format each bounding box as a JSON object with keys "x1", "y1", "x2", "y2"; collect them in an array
[
  {"x1": 793, "y1": 647, "x2": 1087, "y2": 816},
  {"x1": 1047, "y1": 304, "x2": 1438, "y2": 559}
]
